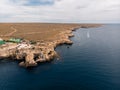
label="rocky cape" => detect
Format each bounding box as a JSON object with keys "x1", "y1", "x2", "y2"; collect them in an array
[{"x1": 0, "y1": 25, "x2": 101, "y2": 67}]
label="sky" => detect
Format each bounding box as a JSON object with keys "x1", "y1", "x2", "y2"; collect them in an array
[{"x1": 0, "y1": 0, "x2": 120, "y2": 23}]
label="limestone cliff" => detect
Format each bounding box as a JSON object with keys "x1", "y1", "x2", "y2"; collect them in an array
[{"x1": 0, "y1": 29, "x2": 76, "y2": 67}]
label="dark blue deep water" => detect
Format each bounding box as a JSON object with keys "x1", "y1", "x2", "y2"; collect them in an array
[{"x1": 0, "y1": 24, "x2": 120, "y2": 90}]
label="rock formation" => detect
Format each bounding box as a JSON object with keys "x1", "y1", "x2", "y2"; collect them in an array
[
  {"x1": 0, "y1": 28, "x2": 77, "y2": 67},
  {"x1": 0, "y1": 25, "x2": 101, "y2": 68}
]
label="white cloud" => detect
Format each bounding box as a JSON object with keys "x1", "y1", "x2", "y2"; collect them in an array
[{"x1": 0, "y1": 0, "x2": 120, "y2": 23}]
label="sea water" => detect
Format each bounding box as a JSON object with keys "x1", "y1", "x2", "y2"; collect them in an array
[{"x1": 0, "y1": 24, "x2": 120, "y2": 90}]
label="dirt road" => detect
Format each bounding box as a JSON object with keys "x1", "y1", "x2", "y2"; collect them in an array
[{"x1": 4, "y1": 26, "x2": 17, "y2": 36}]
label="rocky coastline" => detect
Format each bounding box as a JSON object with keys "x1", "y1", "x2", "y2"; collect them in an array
[
  {"x1": 0, "y1": 29, "x2": 76, "y2": 67},
  {"x1": 0, "y1": 25, "x2": 101, "y2": 67}
]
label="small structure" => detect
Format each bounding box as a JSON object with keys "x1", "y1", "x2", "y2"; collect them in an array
[
  {"x1": 9, "y1": 38, "x2": 21, "y2": 43},
  {"x1": 0, "y1": 38, "x2": 5, "y2": 45},
  {"x1": 0, "y1": 38, "x2": 3, "y2": 41},
  {"x1": 17, "y1": 43, "x2": 31, "y2": 49}
]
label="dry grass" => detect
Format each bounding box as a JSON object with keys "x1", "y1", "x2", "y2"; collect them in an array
[
  {"x1": 0, "y1": 23, "x2": 14, "y2": 35},
  {"x1": 0, "y1": 23, "x2": 100, "y2": 41}
]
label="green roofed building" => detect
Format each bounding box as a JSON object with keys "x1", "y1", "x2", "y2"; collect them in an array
[
  {"x1": 9, "y1": 38, "x2": 21, "y2": 43},
  {"x1": 0, "y1": 40, "x2": 5, "y2": 45}
]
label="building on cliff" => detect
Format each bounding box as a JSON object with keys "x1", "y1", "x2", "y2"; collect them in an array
[
  {"x1": 9, "y1": 38, "x2": 21, "y2": 43},
  {"x1": 0, "y1": 38, "x2": 5, "y2": 45}
]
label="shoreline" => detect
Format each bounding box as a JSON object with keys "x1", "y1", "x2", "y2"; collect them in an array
[{"x1": 0, "y1": 24, "x2": 101, "y2": 67}]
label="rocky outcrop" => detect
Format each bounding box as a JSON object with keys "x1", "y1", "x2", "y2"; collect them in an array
[
  {"x1": 0, "y1": 24, "x2": 102, "y2": 68},
  {"x1": 19, "y1": 52, "x2": 37, "y2": 67},
  {"x1": 0, "y1": 27, "x2": 78, "y2": 67}
]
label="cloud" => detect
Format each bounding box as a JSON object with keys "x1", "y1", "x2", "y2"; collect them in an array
[{"x1": 0, "y1": 0, "x2": 120, "y2": 23}]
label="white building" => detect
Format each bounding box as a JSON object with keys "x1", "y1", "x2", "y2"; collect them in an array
[{"x1": 0, "y1": 38, "x2": 3, "y2": 41}]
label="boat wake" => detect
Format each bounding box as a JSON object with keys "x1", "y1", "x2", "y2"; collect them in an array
[{"x1": 87, "y1": 31, "x2": 90, "y2": 38}]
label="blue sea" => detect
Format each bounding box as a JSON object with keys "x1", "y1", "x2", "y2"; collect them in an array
[{"x1": 0, "y1": 24, "x2": 120, "y2": 90}]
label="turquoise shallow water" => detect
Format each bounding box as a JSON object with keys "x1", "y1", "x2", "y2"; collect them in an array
[{"x1": 0, "y1": 24, "x2": 120, "y2": 90}]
